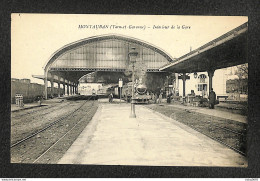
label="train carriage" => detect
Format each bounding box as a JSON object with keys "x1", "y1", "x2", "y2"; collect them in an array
[{"x1": 78, "y1": 83, "x2": 104, "y2": 96}]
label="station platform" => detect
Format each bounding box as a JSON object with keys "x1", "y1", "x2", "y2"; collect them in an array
[
  {"x1": 98, "y1": 98, "x2": 126, "y2": 103},
  {"x1": 11, "y1": 102, "x2": 44, "y2": 112},
  {"x1": 11, "y1": 97, "x2": 67, "y2": 112},
  {"x1": 58, "y1": 103, "x2": 247, "y2": 167},
  {"x1": 167, "y1": 104, "x2": 247, "y2": 124}
]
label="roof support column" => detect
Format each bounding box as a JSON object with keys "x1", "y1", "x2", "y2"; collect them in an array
[
  {"x1": 44, "y1": 70, "x2": 48, "y2": 100},
  {"x1": 207, "y1": 69, "x2": 215, "y2": 95},
  {"x1": 50, "y1": 73, "x2": 54, "y2": 97},
  {"x1": 63, "y1": 82, "x2": 66, "y2": 97},
  {"x1": 58, "y1": 76, "x2": 61, "y2": 97},
  {"x1": 72, "y1": 84, "x2": 75, "y2": 95},
  {"x1": 182, "y1": 73, "x2": 186, "y2": 102},
  {"x1": 70, "y1": 83, "x2": 72, "y2": 95},
  {"x1": 175, "y1": 73, "x2": 179, "y2": 96},
  {"x1": 67, "y1": 82, "x2": 69, "y2": 96}
]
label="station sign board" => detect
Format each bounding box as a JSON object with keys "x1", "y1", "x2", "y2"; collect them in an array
[
  {"x1": 119, "y1": 78, "x2": 123, "y2": 87},
  {"x1": 178, "y1": 75, "x2": 190, "y2": 80}
]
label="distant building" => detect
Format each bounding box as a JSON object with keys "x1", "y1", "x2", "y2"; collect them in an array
[
  {"x1": 177, "y1": 68, "x2": 229, "y2": 98},
  {"x1": 78, "y1": 83, "x2": 103, "y2": 95},
  {"x1": 173, "y1": 64, "x2": 248, "y2": 101},
  {"x1": 195, "y1": 74, "x2": 208, "y2": 97},
  {"x1": 226, "y1": 79, "x2": 248, "y2": 94}
]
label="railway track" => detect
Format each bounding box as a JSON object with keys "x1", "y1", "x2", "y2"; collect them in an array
[
  {"x1": 171, "y1": 112, "x2": 246, "y2": 156},
  {"x1": 11, "y1": 97, "x2": 99, "y2": 163},
  {"x1": 207, "y1": 124, "x2": 246, "y2": 156},
  {"x1": 145, "y1": 105, "x2": 247, "y2": 156},
  {"x1": 33, "y1": 100, "x2": 96, "y2": 163},
  {"x1": 11, "y1": 104, "x2": 73, "y2": 128},
  {"x1": 11, "y1": 99, "x2": 89, "y2": 148}
]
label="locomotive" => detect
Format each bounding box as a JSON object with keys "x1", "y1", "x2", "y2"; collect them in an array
[
  {"x1": 120, "y1": 81, "x2": 151, "y2": 104},
  {"x1": 133, "y1": 83, "x2": 151, "y2": 104}
]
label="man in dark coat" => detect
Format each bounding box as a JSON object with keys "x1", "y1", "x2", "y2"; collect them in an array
[
  {"x1": 167, "y1": 93, "x2": 172, "y2": 103},
  {"x1": 108, "y1": 93, "x2": 113, "y2": 103},
  {"x1": 209, "y1": 88, "x2": 216, "y2": 109}
]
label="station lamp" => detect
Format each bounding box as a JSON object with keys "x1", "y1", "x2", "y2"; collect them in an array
[
  {"x1": 194, "y1": 72, "x2": 198, "y2": 79},
  {"x1": 129, "y1": 47, "x2": 138, "y2": 64},
  {"x1": 128, "y1": 47, "x2": 138, "y2": 118}
]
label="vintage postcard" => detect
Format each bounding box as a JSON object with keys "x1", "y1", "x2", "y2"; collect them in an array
[{"x1": 11, "y1": 14, "x2": 248, "y2": 167}]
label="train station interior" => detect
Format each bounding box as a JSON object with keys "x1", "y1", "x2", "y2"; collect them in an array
[
  {"x1": 11, "y1": 17, "x2": 248, "y2": 167},
  {"x1": 23, "y1": 22, "x2": 247, "y2": 103}
]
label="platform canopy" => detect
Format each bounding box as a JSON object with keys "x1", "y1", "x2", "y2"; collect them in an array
[{"x1": 159, "y1": 22, "x2": 248, "y2": 73}]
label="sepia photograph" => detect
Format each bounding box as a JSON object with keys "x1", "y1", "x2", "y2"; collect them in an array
[{"x1": 11, "y1": 14, "x2": 248, "y2": 167}]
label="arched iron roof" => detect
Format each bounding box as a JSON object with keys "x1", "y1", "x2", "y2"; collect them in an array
[{"x1": 44, "y1": 34, "x2": 174, "y2": 72}]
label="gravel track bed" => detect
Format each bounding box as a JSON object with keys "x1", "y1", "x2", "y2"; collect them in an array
[
  {"x1": 11, "y1": 104, "x2": 57, "y2": 118},
  {"x1": 146, "y1": 104, "x2": 247, "y2": 155},
  {"x1": 11, "y1": 101, "x2": 79, "y2": 145},
  {"x1": 11, "y1": 102, "x2": 71, "y2": 126},
  {"x1": 11, "y1": 100, "x2": 98, "y2": 163},
  {"x1": 34, "y1": 101, "x2": 98, "y2": 164}
]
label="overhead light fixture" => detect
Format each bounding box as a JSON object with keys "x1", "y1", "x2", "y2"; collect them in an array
[{"x1": 194, "y1": 72, "x2": 198, "y2": 79}]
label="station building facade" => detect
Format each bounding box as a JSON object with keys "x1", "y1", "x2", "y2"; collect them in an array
[{"x1": 176, "y1": 69, "x2": 228, "y2": 98}]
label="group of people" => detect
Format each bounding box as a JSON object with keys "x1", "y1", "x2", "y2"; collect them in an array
[
  {"x1": 150, "y1": 92, "x2": 163, "y2": 104},
  {"x1": 107, "y1": 88, "x2": 217, "y2": 109}
]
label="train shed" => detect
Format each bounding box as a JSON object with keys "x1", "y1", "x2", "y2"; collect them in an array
[{"x1": 35, "y1": 34, "x2": 175, "y2": 99}]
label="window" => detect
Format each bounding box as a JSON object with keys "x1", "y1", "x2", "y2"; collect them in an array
[
  {"x1": 199, "y1": 74, "x2": 207, "y2": 83},
  {"x1": 197, "y1": 84, "x2": 207, "y2": 91},
  {"x1": 198, "y1": 84, "x2": 202, "y2": 91}
]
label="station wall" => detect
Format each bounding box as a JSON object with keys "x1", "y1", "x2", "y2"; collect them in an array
[{"x1": 178, "y1": 69, "x2": 228, "y2": 97}]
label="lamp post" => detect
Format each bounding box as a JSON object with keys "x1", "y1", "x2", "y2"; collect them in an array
[{"x1": 129, "y1": 47, "x2": 138, "y2": 118}]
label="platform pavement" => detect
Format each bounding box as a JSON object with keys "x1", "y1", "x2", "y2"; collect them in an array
[
  {"x1": 58, "y1": 103, "x2": 247, "y2": 167},
  {"x1": 98, "y1": 98, "x2": 126, "y2": 103},
  {"x1": 11, "y1": 102, "x2": 43, "y2": 112},
  {"x1": 167, "y1": 103, "x2": 247, "y2": 124}
]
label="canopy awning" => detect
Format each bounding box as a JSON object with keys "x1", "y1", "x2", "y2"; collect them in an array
[{"x1": 159, "y1": 22, "x2": 248, "y2": 73}]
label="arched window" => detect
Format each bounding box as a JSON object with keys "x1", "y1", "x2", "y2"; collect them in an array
[{"x1": 198, "y1": 74, "x2": 207, "y2": 83}]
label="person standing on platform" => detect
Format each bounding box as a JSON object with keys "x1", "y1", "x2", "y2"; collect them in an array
[
  {"x1": 167, "y1": 93, "x2": 172, "y2": 103},
  {"x1": 111, "y1": 93, "x2": 113, "y2": 102},
  {"x1": 151, "y1": 92, "x2": 155, "y2": 104},
  {"x1": 108, "y1": 93, "x2": 111, "y2": 102},
  {"x1": 158, "y1": 93, "x2": 162, "y2": 104},
  {"x1": 109, "y1": 93, "x2": 113, "y2": 103},
  {"x1": 209, "y1": 88, "x2": 216, "y2": 109},
  {"x1": 154, "y1": 93, "x2": 158, "y2": 104},
  {"x1": 37, "y1": 96, "x2": 42, "y2": 106}
]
